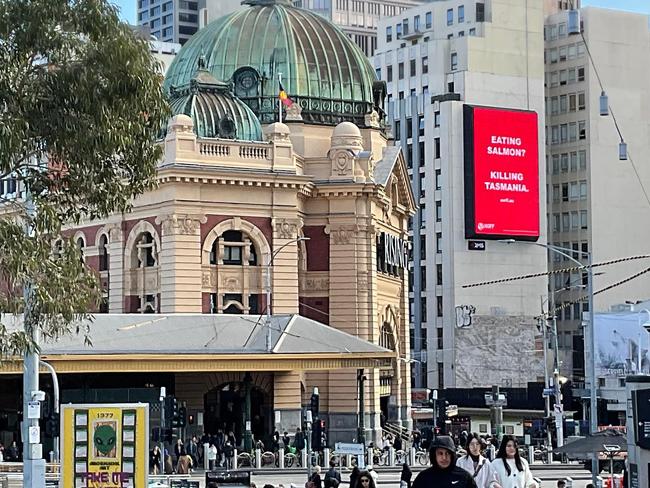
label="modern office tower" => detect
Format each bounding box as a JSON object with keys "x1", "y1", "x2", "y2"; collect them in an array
[
  {"x1": 293, "y1": 0, "x2": 424, "y2": 56},
  {"x1": 137, "y1": 0, "x2": 199, "y2": 45},
  {"x1": 374, "y1": 0, "x2": 548, "y2": 407},
  {"x1": 544, "y1": 5, "x2": 650, "y2": 384}
]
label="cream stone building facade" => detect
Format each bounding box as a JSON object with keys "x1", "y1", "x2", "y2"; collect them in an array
[{"x1": 0, "y1": 0, "x2": 416, "y2": 448}]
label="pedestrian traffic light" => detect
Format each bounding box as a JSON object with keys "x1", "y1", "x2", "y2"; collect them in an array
[
  {"x1": 188, "y1": 414, "x2": 194, "y2": 425},
  {"x1": 45, "y1": 413, "x2": 60, "y2": 437},
  {"x1": 164, "y1": 396, "x2": 178, "y2": 425},
  {"x1": 164, "y1": 428, "x2": 173, "y2": 443},
  {"x1": 310, "y1": 390, "x2": 319, "y2": 418},
  {"x1": 178, "y1": 406, "x2": 187, "y2": 428},
  {"x1": 312, "y1": 419, "x2": 322, "y2": 451}
]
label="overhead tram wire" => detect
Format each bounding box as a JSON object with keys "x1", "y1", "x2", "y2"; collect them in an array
[{"x1": 461, "y1": 253, "x2": 650, "y2": 289}]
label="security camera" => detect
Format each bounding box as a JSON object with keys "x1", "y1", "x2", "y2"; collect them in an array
[{"x1": 31, "y1": 390, "x2": 46, "y2": 402}]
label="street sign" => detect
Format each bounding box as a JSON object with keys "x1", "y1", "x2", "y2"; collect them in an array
[
  {"x1": 542, "y1": 388, "x2": 554, "y2": 397},
  {"x1": 554, "y1": 404, "x2": 563, "y2": 414},
  {"x1": 27, "y1": 401, "x2": 41, "y2": 419},
  {"x1": 335, "y1": 442, "x2": 364, "y2": 456}
]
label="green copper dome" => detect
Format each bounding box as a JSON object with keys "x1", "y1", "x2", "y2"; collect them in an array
[
  {"x1": 168, "y1": 69, "x2": 263, "y2": 141},
  {"x1": 163, "y1": 0, "x2": 383, "y2": 126}
]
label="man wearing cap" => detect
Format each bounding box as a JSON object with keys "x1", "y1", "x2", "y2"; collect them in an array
[{"x1": 412, "y1": 436, "x2": 477, "y2": 488}]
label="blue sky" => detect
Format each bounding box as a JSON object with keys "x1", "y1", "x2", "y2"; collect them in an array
[
  {"x1": 112, "y1": 0, "x2": 136, "y2": 24},
  {"x1": 112, "y1": 0, "x2": 650, "y2": 25},
  {"x1": 581, "y1": 0, "x2": 650, "y2": 14}
]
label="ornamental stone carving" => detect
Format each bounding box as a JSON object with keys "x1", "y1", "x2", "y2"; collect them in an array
[
  {"x1": 299, "y1": 276, "x2": 330, "y2": 293},
  {"x1": 325, "y1": 224, "x2": 358, "y2": 245},
  {"x1": 157, "y1": 214, "x2": 207, "y2": 236},
  {"x1": 106, "y1": 224, "x2": 123, "y2": 242},
  {"x1": 285, "y1": 102, "x2": 303, "y2": 121},
  {"x1": 274, "y1": 219, "x2": 302, "y2": 239},
  {"x1": 202, "y1": 269, "x2": 215, "y2": 288},
  {"x1": 364, "y1": 110, "x2": 380, "y2": 129},
  {"x1": 222, "y1": 275, "x2": 240, "y2": 292}
]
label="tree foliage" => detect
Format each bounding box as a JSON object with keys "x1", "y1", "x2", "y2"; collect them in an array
[{"x1": 0, "y1": 0, "x2": 171, "y2": 356}]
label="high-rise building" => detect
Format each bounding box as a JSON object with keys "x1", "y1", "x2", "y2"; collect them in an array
[
  {"x1": 294, "y1": 0, "x2": 424, "y2": 56},
  {"x1": 375, "y1": 0, "x2": 548, "y2": 433},
  {"x1": 137, "y1": 0, "x2": 199, "y2": 45},
  {"x1": 544, "y1": 5, "x2": 650, "y2": 384}
]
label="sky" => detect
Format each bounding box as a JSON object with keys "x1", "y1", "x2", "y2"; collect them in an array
[
  {"x1": 581, "y1": 0, "x2": 650, "y2": 14},
  {"x1": 112, "y1": 0, "x2": 136, "y2": 24},
  {"x1": 112, "y1": 0, "x2": 650, "y2": 25}
]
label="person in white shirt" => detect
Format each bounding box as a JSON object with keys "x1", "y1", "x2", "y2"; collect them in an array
[
  {"x1": 456, "y1": 433, "x2": 499, "y2": 488},
  {"x1": 490, "y1": 435, "x2": 538, "y2": 488}
]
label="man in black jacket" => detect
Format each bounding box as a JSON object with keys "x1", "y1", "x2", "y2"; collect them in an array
[{"x1": 412, "y1": 436, "x2": 477, "y2": 488}]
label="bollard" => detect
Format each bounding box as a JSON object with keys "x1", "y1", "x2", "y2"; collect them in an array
[
  {"x1": 279, "y1": 447, "x2": 285, "y2": 469},
  {"x1": 528, "y1": 446, "x2": 534, "y2": 464},
  {"x1": 410, "y1": 447, "x2": 416, "y2": 465},
  {"x1": 346, "y1": 454, "x2": 352, "y2": 467},
  {"x1": 366, "y1": 447, "x2": 371, "y2": 467},
  {"x1": 389, "y1": 447, "x2": 395, "y2": 466},
  {"x1": 233, "y1": 449, "x2": 238, "y2": 470},
  {"x1": 255, "y1": 448, "x2": 262, "y2": 469},
  {"x1": 204, "y1": 443, "x2": 210, "y2": 471},
  {"x1": 324, "y1": 448, "x2": 330, "y2": 467},
  {"x1": 302, "y1": 448, "x2": 308, "y2": 468}
]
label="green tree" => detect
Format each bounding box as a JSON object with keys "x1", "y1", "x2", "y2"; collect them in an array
[{"x1": 0, "y1": 0, "x2": 170, "y2": 356}]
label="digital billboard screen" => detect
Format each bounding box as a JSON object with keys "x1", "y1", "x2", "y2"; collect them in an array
[{"x1": 464, "y1": 105, "x2": 540, "y2": 240}]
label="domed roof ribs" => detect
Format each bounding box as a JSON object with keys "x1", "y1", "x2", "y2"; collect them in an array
[
  {"x1": 296, "y1": 9, "x2": 334, "y2": 103},
  {"x1": 289, "y1": 10, "x2": 317, "y2": 102},
  {"x1": 309, "y1": 11, "x2": 353, "y2": 106}
]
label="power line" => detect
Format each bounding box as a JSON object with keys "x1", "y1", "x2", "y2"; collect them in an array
[{"x1": 462, "y1": 254, "x2": 650, "y2": 289}]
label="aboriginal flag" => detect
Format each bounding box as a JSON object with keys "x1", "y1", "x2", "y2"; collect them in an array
[{"x1": 279, "y1": 82, "x2": 293, "y2": 107}]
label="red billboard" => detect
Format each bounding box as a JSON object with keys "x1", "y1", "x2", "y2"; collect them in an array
[{"x1": 464, "y1": 105, "x2": 540, "y2": 240}]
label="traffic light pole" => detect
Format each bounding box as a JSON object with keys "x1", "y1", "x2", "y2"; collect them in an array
[
  {"x1": 159, "y1": 388, "x2": 166, "y2": 475},
  {"x1": 39, "y1": 360, "x2": 59, "y2": 463}
]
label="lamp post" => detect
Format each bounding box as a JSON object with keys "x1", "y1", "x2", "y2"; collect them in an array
[
  {"x1": 500, "y1": 239, "x2": 596, "y2": 482},
  {"x1": 265, "y1": 236, "x2": 310, "y2": 352},
  {"x1": 637, "y1": 309, "x2": 650, "y2": 374}
]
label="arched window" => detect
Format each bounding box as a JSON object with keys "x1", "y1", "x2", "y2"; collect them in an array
[
  {"x1": 135, "y1": 232, "x2": 157, "y2": 268},
  {"x1": 210, "y1": 230, "x2": 258, "y2": 266},
  {"x1": 98, "y1": 234, "x2": 109, "y2": 271},
  {"x1": 380, "y1": 322, "x2": 396, "y2": 351},
  {"x1": 76, "y1": 236, "x2": 85, "y2": 262}
]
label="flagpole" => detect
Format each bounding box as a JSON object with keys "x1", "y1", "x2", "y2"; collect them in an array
[{"x1": 278, "y1": 72, "x2": 283, "y2": 124}]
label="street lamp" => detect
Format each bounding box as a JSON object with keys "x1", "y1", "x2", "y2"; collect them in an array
[
  {"x1": 265, "y1": 236, "x2": 310, "y2": 352},
  {"x1": 500, "y1": 239, "x2": 597, "y2": 483},
  {"x1": 637, "y1": 309, "x2": 650, "y2": 374}
]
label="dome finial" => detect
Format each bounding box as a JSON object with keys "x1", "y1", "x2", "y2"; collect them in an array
[{"x1": 197, "y1": 47, "x2": 207, "y2": 70}]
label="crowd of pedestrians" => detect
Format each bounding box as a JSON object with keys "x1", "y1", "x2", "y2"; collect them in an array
[{"x1": 412, "y1": 434, "x2": 538, "y2": 488}]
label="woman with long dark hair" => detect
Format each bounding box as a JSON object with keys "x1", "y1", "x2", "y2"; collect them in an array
[
  {"x1": 490, "y1": 435, "x2": 537, "y2": 488},
  {"x1": 354, "y1": 470, "x2": 377, "y2": 488},
  {"x1": 456, "y1": 433, "x2": 497, "y2": 488}
]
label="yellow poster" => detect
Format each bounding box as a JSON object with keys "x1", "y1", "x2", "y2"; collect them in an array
[{"x1": 61, "y1": 404, "x2": 149, "y2": 488}]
